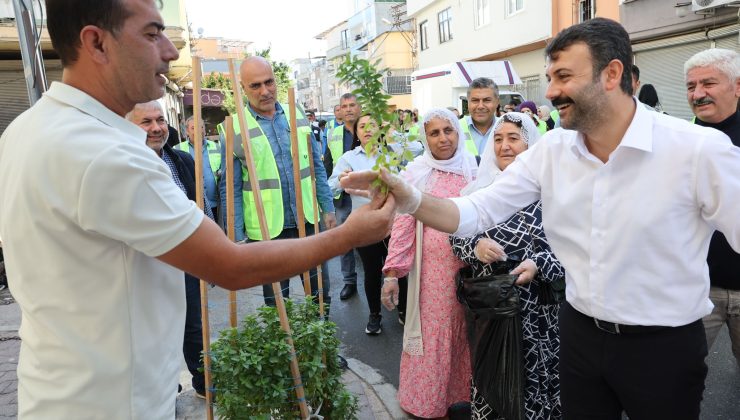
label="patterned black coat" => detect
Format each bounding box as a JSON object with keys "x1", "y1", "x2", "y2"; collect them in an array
[{"x1": 450, "y1": 201, "x2": 565, "y2": 420}]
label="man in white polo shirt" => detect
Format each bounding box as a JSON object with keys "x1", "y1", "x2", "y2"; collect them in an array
[
  {"x1": 343, "y1": 18, "x2": 740, "y2": 419},
  {"x1": 0, "y1": 0, "x2": 395, "y2": 418}
]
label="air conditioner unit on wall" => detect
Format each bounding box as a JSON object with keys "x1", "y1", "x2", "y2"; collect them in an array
[{"x1": 692, "y1": 0, "x2": 739, "y2": 11}]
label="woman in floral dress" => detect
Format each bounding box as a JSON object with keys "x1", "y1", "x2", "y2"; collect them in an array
[
  {"x1": 381, "y1": 108, "x2": 478, "y2": 418},
  {"x1": 451, "y1": 112, "x2": 565, "y2": 419}
]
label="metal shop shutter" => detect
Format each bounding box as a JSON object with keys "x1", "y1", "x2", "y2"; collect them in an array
[
  {"x1": 715, "y1": 33, "x2": 738, "y2": 51},
  {"x1": 635, "y1": 39, "x2": 711, "y2": 120},
  {"x1": 0, "y1": 60, "x2": 63, "y2": 136}
]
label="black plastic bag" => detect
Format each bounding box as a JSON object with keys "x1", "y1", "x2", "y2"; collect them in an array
[{"x1": 456, "y1": 262, "x2": 524, "y2": 420}]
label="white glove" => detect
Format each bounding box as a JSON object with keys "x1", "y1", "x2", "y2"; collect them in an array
[
  {"x1": 341, "y1": 169, "x2": 422, "y2": 215},
  {"x1": 381, "y1": 277, "x2": 400, "y2": 311},
  {"x1": 379, "y1": 168, "x2": 422, "y2": 214}
]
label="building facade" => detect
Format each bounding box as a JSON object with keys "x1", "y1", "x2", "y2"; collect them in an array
[
  {"x1": 317, "y1": 1, "x2": 415, "y2": 111},
  {"x1": 407, "y1": 0, "x2": 619, "y2": 107},
  {"x1": 0, "y1": 0, "x2": 191, "y2": 134}
]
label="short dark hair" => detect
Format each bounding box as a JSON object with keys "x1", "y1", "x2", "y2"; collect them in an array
[
  {"x1": 340, "y1": 93, "x2": 357, "y2": 103},
  {"x1": 46, "y1": 0, "x2": 137, "y2": 66},
  {"x1": 545, "y1": 18, "x2": 634, "y2": 95},
  {"x1": 631, "y1": 64, "x2": 640, "y2": 81},
  {"x1": 467, "y1": 77, "x2": 499, "y2": 98}
]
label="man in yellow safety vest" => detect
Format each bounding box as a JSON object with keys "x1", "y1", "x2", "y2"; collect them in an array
[
  {"x1": 461, "y1": 77, "x2": 500, "y2": 156},
  {"x1": 325, "y1": 93, "x2": 360, "y2": 300},
  {"x1": 219, "y1": 56, "x2": 336, "y2": 306},
  {"x1": 177, "y1": 116, "x2": 222, "y2": 221}
]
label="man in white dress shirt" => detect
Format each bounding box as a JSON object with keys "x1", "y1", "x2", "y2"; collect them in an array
[
  {"x1": 0, "y1": 0, "x2": 395, "y2": 418},
  {"x1": 342, "y1": 18, "x2": 740, "y2": 419}
]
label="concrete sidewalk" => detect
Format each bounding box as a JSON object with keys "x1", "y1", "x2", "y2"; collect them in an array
[{"x1": 0, "y1": 283, "x2": 405, "y2": 419}]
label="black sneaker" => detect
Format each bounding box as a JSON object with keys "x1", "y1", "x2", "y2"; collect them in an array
[
  {"x1": 365, "y1": 313, "x2": 382, "y2": 335},
  {"x1": 398, "y1": 311, "x2": 406, "y2": 326}
]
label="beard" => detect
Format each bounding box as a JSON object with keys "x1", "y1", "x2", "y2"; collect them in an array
[{"x1": 551, "y1": 80, "x2": 609, "y2": 134}]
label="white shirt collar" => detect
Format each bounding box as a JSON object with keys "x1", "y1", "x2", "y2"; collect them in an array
[
  {"x1": 44, "y1": 82, "x2": 146, "y2": 140},
  {"x1": 570, "y1": 97, "x2": 653, "y2": 159}
]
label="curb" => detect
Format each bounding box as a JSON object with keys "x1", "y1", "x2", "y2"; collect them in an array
[{"x1": 345, "y1": 357, "x2": 406, "y2": 419}]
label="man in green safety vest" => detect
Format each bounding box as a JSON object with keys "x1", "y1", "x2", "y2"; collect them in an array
[
  {"x1": 326, "y1": 104, "x2": 343, "y2": 134},
  {"x1": 461, "y1": 77, "x2": 499, "y2": 156},
  {"x1": 177, "y1": 116, "x2": 222, "y2": 221},
  {"x1": 325, "y1": 93, "x2": 360, "y2": 300},
  {"x1": 219, "y1": 56, "x2": 336, "y2": 306}
]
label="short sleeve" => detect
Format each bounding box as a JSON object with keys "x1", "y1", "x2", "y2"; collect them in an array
[{"x1": 77, "y1": 143, "x2": 203, "y2": 257}]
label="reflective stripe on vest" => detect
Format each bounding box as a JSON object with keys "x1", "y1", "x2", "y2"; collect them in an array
[
  {"x1": 176, "y1": 140, "x2": 222, "y2": 177},
  {"x1": 459, "y1": 122, "x2": 479, "y2": 156},
  {"x1": 227, "y1": 103, "x2": 316, "y2": 240},
  {"x1": 328, "y1": 125, "x2": 345, "y2": 199}
]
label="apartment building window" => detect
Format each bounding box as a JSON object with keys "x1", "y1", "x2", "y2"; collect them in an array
[
  {"x1": 438, "y1": 8, "x2": 452, "y2": 44},
  {"x1": 579, "y1": 0, "x2": 595, "y2": 22},
  {"x1": 340, "y1": 29, "x2": 350, "y2": 50},
  {"x1": 475, "y1": 0, "x2": 490, "y2": 29},
  {"x1": 506, "y1": 0, "x2": 524, "y2": 16},
  {"x1": 419, "y1": 20, "x2": 429, "y2": 51}
]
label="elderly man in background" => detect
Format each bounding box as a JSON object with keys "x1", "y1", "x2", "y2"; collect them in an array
[
  {"x1": 127, "y1": 101, "x2": 212, "y2": 399},
  {"x1": 685, "y1": 48, "x2": 740, "y2": 367}
]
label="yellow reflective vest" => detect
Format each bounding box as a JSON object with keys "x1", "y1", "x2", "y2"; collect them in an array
[
  {"x1": 175, "y1": 140, "x2": 222, "y2": 178},
  {"x1": 459, "y1": 119, "x2": 480, "y2": 156},
  {"x1": 221, "y1": 103, "x2": 316, "y2": 240}
]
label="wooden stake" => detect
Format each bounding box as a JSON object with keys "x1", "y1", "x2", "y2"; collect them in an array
[
  {"x1": 287, "y1": 91, "x2": 312, "y2": 298},
  {"x1": 224, "y1": 117, "x2": 238, "y2": 328},
  {"x1": 228, "y1": 59, "x2": 310, "y2": 418},
  {"x1": 305, "y1": 132, "x2": 325, "y2": 317},
  {"x1": 192, "y1": 56, "x2": 214, "y2": 420}
]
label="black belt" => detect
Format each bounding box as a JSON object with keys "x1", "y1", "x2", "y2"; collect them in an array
[
  {"x1": 591, "y1": 318, "x2": 667, "y2": 335},
  {"x1": 570, "y1": 303, "x2": 668, "y2": 335}
]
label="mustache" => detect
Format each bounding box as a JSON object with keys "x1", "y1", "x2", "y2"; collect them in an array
[
  {"x1": 551, "y1": 96, "x2": 574, "y2": 108},
  {"x1": 692, "y1": 97, "x2": 714, "y2": 106}
]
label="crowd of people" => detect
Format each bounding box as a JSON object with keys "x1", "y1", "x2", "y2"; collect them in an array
[{"x1": 0, "y1": 1, "x2": 737, "y2": 419}]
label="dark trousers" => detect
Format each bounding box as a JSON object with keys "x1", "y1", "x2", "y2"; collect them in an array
[
  {"x1": 183, "y1": 273, "x2": 205, "y2": 393},
  {"x1": 559, "y1": 302, "x2": 707, "y2": 420},
  {"x1": 335, "y1": 194, "x2": 357, "y2": 285},
  {"x1": 257, "y1": 223, "x2": 331, "y2": 307},
  {"x1": 356, "y1": 237, "x2": 407, "y2": 315}
]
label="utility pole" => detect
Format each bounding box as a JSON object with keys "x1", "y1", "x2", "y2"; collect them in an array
[{"x1": 13, "y1": 0, "x2": 47, "y2": 105}]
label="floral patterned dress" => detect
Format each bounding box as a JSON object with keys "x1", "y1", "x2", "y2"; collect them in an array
[
  {"x1": 450, "y1": 201, "x2": 565, "y2": 420},
  {"x1": 384, "y1": 169, "x2": 472, "y2": 418}
]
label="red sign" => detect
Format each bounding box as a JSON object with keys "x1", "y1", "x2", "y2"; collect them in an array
[{"x1": 183, "y1": 88, "x2": 225, "y2": 108}]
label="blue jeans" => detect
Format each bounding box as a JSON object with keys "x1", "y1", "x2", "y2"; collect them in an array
[
  {"x1": 335, "y1": 194, "x2": 357, "y2": 285},
  {"x1": 254, "y1": 223, "x2": 332, "y2": 307}
]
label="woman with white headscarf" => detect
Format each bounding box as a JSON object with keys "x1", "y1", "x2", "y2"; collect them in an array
[
  {"x1": 380, "y1": 108, "x2": 477, "y2": 419},
  {"x1": 451, "y1": 112, "x2": 566, "y2": 419}
]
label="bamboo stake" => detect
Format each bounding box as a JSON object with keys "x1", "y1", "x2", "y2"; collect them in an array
[
  {"x1": 227, "y1": 59, "x2": 310, "y2": 418},
  {"x1": 287, "y1": 90, "x2": 312, "y2": 298},
  {"x1": 305, "y1": 132, "x2": 325, "y2": 317},
  {"x1": 192, "y1": 56, "x2": 214, "y2": 420},
  {"x1": 224, "y1": 117, "x2": 238, "y2": 328}
]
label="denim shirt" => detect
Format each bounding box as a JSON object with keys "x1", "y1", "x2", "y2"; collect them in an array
[
  {"x1": 181, "y1": 140, "x2": 219, "y2": 209},
  {"x1": 219, "y1": 102, "x2": 335, "y2": 241}
]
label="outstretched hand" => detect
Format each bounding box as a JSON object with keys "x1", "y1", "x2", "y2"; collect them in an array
[
  {"x1": 341, "y1": 168, "x2": 422, "y2": 214},
  {"x1": 342, "y1": 192, "x2": 397, "y2": 247}
]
